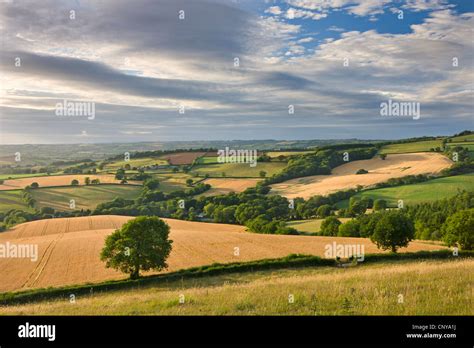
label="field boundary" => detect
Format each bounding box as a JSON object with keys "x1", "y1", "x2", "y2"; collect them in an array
[{"x1": 0, "y1": 249, "x2": 471, "y2": 306}]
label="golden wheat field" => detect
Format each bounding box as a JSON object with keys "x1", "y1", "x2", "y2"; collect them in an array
[
  {"x1": 201, "y1": 178, "x2": 261, "y2": 196},
  {"x1": 0, "y1": 216, "x2": 446, "y2": 293},
  {"x1": 271, "y1": 152, "x2": 452, "y2": 199},
  {"x1": 0, "y1": 175, "x2": 136, "y2": 190}
]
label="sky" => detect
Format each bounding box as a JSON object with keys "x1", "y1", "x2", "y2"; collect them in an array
[{"x1": 0, "y1": 0, "x2": 473, "y2": 144}]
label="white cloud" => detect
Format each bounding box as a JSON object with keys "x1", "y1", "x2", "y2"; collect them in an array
[
  {"x1": 286, "y1": 7, "x2": 328, "y2": 20},
  {"x1": 265, "y1": 6, "x2": 283, "y2": 15}
]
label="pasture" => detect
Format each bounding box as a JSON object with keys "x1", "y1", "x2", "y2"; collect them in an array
[{"x1": 336, "y1": 173, "x2": 474, "y2": 208}]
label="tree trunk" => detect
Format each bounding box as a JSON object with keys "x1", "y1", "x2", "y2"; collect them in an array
[{"x1": 130, "y1": 267, "x2": 139, "y2": 279}]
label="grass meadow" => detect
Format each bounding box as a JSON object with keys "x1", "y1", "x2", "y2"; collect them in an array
[
  {"x1": 336, "y1": 174, "x2": 474, "y2": 208},
  {"x1": 31, "y1": 185, "x2": 142, "y2": 211},
  {"x1": 1, "y1": 258, "x2": 471, "y2": 315}
]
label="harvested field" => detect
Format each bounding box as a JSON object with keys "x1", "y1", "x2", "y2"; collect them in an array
[
  {"x1": 163, "y1": 152, "x2": 206, "y2": 165},
  {"x1": 0, "y1": 216, "x2": 445, "y2": 293},
  {"x1": 0, "y1": 175, "x2": 135, "y2": 191},
  {"x1": 201, "y1": 178, "x2": 261, "y2": 196},
  {"x1": 271, "y1": 153, "x2": 452, "y2": 199}
]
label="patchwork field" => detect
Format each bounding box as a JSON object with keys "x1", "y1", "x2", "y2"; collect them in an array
[
  {"x1": 271, "y1": 153, "x2": 452, "y2": 199},
  {"x1": 31, "y1": 185, "x2": 142, "y2": 211},
  {"x1": 287, "y1": 218, "x2": 352, "y2": 234},
  {"x1": 0, "y1": 190, "x2": 30, "y2": 213},
  {"x1": 103, "y1": 157, "x2": 168, "y2": 170},
  {"x1": 0, "y1": 174, "x2": 133, "y2": 191},
  {"x1": 163, "y1": 152, "x2": 206, "y2": 165},
  {"x1": 2, "y1": 258, "x2": 470, "y2": 315},
  {"x1": 201, "y1": 178, "x2": 261, "y2": 196},
  {"x1": 266, "y1": 151, "x2": 313, "y2": 158},
  {"x1": 193, "y1": 162, "x2": 286, "y2": 178},
  {"x1": 336, "y1": 174, "x2": 474, "y2": 208},
  {"x1": 0, "y1": 216, "x2": 445, "y2": 293},
  {"x1": 379, "y1": 140, "x2": 443, "y2": 154}
]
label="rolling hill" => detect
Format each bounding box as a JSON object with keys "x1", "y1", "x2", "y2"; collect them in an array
[{"x1": 0, "y1": 215, "x2": 445, "y2": 293}]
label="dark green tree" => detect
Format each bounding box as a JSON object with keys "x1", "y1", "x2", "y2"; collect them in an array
[
  {"x1": 370, "y1": 211, "x2": 414, "y2": 252},
  {"x1": 441, "y1": 209, "x2": 474, "y2": 250},
  {"x1": 100, "y1": 216, "x2": 173, "y2": 279}
]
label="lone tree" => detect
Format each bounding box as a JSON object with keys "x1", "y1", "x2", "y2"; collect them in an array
[
  {"x1": 71, "y1": 179, "x2": 79, "y2": 186},
  {"x1": 30, "y1": 182, "x2": 39, "y2": 189},
  {"x1": 370, "y1": 211, "x2": 414, "y2": 252},
  {"x1": 100, "y1": 216, "x2": 173, "y2": 279},
  {"x1": 380, "y1": 154, "x2": 387, "y2": 160},
  {"x1": 442, "y1": 209, "x2": 474, "y2": 250}
]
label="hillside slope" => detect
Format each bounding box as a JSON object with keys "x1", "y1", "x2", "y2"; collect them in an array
[{"x1": 0, "y1": 216, "x2": 445, "y2": 292}]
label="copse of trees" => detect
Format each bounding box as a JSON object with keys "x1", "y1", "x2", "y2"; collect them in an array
[
  {"x1": 404, "y1": 191, "x2": 473, "y2": 241},
  {"x1": 373, "y1": 199, "x2": 387, "y2": 211}
]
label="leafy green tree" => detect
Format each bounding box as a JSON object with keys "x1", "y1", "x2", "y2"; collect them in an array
[
  {"x1": 259, "y1": 171, "x2": 267, "y2": 178},
  {"x1": 338, "y1": 219, "x2": 360, "y2": 237},
  {"x1": 373, "y1": 199, "x2": 387, "y2": 211},
  {"x1": 316, "y1": 204, "x2": 332, "y2": 218},
  {"x1": 115, "y1": 169, "x2": 126, "y2": 180},
  {"x1": 71, "y1": 179, "x2": 79, "y2": 186},
  {"x1": 320, "y1": 216, "x2": 341, "y2": 236},
  {"x1": 441, "y1": 209, "x2": 474, "y2": 250},
  {"x1": 349, "y1": 199, "x2": 367, "y2": 217},
  {"x1": 100, "y1": 216, "x2": 173, "y2": 279},
  {"x1": 370, "y1": 211, "x2": 414, "y2": 252},
  {"x1": 186, "y1": 178, "x2": 193, "y2": 186},
  {"x1": 380, "y1": 154, "x2": 387, "y2": 160},
  {"x1": 144, "y1": 178, "x2": 160, "y2": 190},
  {"x1": 30, "y1": 182, "x2": 39, "y2": 189},
  {"x1": 84, "y1": 177, "x2": 90, "y2": 185}
]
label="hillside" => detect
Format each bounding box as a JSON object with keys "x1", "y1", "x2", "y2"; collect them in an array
[
  {"x1": 1, "y1": 258, "x2": 471, "y2": 315},
  {"x1": 271, "y1": 152, "x2": 452, "y2": 199},
  {"x1": 0, "y1": 215, "x2": 445, "y2": 293}
]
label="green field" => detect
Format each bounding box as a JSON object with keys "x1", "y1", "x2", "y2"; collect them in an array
[
  {"x1": 0, "y1": 190, "x2": 30, "y2": 213},
  {"x1": 449, "y1": 134, "x2": 474, "y2": 142},
  {"x1": 193, "y1": 162, "x2": 287, "y2": 178},
  {"x1": 31, "y1": 184, "x2": 142, "y2": 211},
  {"x1": 0, "y1": 173, "x2": 53, "y2": 180},
  {"x1": 1, "y1": 257, "x2": 471, "y2": 315},
  {"x1": 336, "y1": 174, "x2": 474, "y2": 208},
  {"x1": 446, "y1": 142, "x2": 474, "y2": 151},
  {"x1": 287, "y1": 218, "x2": 352, "y2": 234},
  {"x1": 195, "y1": 156, "x2": 219, "y2": 164},
  {"x1": 103, "y1": 157, "x2": 168, "y2": 170},
  {"x1": 266, "y1": 151, "x2": 314, "y2": 158},
  {"x1": 379, "y1": 140, "x2": 443, "y2": 154},
  {"x1": 149, "y1": 173, "x2": 195, "y2": 193}
]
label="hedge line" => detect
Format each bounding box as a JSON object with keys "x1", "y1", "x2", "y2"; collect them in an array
[{"x1": 0, "y1": 249, "x2": 472, "y2": 306}]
